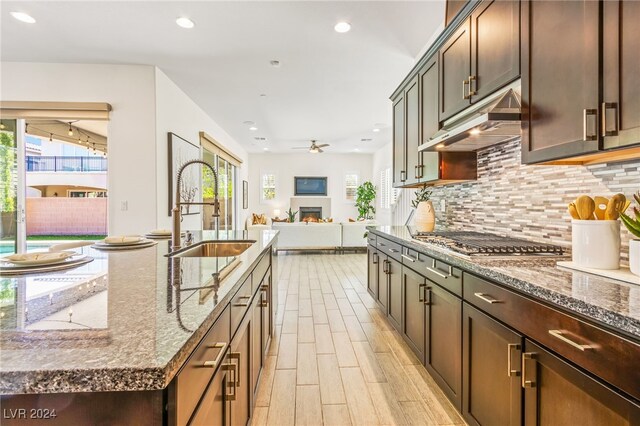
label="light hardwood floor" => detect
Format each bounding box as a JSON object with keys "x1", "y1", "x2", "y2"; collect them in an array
[{"x1": 253, "y1": 252, "x2": 466, "y2": 426}]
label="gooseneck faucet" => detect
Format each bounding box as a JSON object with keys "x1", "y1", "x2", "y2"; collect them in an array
[{"x1": 172, "y1": 159, "x2": 220, "y2": 250}]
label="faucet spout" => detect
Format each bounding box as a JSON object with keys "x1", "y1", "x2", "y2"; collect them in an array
[{"x1": 172, "y1": 159, "x2": 220, "y2": 251}]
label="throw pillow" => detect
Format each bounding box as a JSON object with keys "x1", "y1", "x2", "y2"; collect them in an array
[
  {"x1": 252, "y1": 213, "x2": 267, "y2": 225},
  {"x1": 348, "y1": 218, "x2": 356, "y2": 222},
  {"x1": 272, "y1": 217, "x2": 288, "y2": 223}
]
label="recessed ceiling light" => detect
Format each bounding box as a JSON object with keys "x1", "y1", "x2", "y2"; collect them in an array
[
  {"x1": 176, "y1": 17, "x2": 195, "y2": 29},
  {"x1": 260, "y1": 94, "x2": 267, "y2": 97},
  {"x1": 353, "y1": 148, "x2": 360, "y2": 152},
  {"x1": 372, "y1": 128, "x2": 380, "y2": 133},
  {"x1": 360, "y1": 138, "x2": 372, "y2": 142},
  {"x1": 334, "y1": 22, "x2": 351, "y2": 33},
  {"x1": 11, "y1": 12, "x2": 36, "y2": 24},
  {"x1": 249, "y1": 126, "x2": 258, "y2": 131},
  {"x1": 270, "y1": 60, "x2": 281, "y2": 68},
  {"x1": 263, "y1": 147, "x2": 269, "y2": 151}
]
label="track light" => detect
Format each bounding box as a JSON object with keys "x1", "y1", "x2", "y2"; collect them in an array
[
  {"x1": 68, "y1": 123, "x2": 73, "y2": 136},
  {"x1": 49, "y1": 133, "x2": 53, "y2": 142},
  {"x1": 25, "y1": 123, "x2": 28, "y2": 133}
]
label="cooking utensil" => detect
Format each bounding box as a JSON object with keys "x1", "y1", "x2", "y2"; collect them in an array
[
  {"x1": 568, "y1": 203, "x2": 580, "y2": 220},
  {"x1": 575, "y1": 195, "x2": 596, "y2": 220},
  {"x1": 605, "y1": 193, "x2": 626, "y2": 220},
  {"x1": 594, "y1": 196, "x2": 609, "y2": 220}
]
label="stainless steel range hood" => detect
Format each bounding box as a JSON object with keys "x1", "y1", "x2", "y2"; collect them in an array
[{"x1": 418, "y1": 86, "x2": 521, "y2": 152}]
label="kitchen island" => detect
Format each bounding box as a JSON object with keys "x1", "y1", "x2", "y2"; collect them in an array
[{"x1": 0, "y1": 229, "x2": 277, "y2": 425}]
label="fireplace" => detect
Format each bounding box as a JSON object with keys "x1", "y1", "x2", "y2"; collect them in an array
[{"x1": 299, "y1": 207, "x2": 322, "y2": 222}]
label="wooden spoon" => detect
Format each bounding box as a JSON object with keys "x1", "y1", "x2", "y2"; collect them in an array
[
  {"x1": 594, "y1": 196, "x2": 609, "y2": 220},
  {"x1": 575, "y1": 195, "x2": 596, "y2": 220},
  {"x1": 567, "y1": 203, "x2": 580, "y2": 220},
  {"x1": 605, "y1": 193, "x2": 626, "y2": 220}
]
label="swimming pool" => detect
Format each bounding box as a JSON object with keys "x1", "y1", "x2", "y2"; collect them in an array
[{"x1": 0, "y1": 242, "x2": 55, "y2": 255}]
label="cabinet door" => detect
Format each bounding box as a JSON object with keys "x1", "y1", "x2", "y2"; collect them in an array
[
  {"x1": 439, "y1": 18, "x2": 471, "y2": 121},
  {"x1": 462, "y1": 303, "x2": 522, "y2": 426},
  {"x1": 521, "y1": 0, "x2": 600, "y2": 163},
  {"x1": 392, "y1": 94, "x2": 406, "y2": 186},
  {"x1": 261, "y1": 273, "x2": 271, "y2": 356},
  {"x1": 426, "y1": 283, "x2": 462, "y2": 409},
  {"x1": 251, "y1": 293, "x2": 262, "y2": 400},
  {"x1": 405, "y1": 76, "x2": 420, "y2": 185},
  {"x1": 419, "y1": 55, "x2": 439, "y2": 181},
  {"x1": 377, "y1": 256, "x2": 389, "y2": 313},
  {"x1": 602, "y1": 0, "x2": 640, "y2": 149},
  {"x1": 387, "y1": 257, "x2": 402, "y2": 331},
  {"x1": 229, "y1": 312, "x2": 252, "y2": 426},
  {"x1": 446, "y1": 0, "x2": 468, "y2": 26},
  {"x1": 470, "y1": 0, "x2": 520, "y2": 102},
  {"x1": 189, "y1": 354, "x2": 229, "y2": 426},
  {"x1": 367, "y1": 247, "x2": 379, "y2": 299},
  {"x1": 522, "y1": 339, "x2": 640, "y2": 426},
  {"x1": 402, "y1": 266, "x2": 426, "y2": 362}
]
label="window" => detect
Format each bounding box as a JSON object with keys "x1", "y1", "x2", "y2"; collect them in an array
[
  {"x1": 68, "y1": 190, "x2": 107, "y2": 198},
  {"x1": 345, "y1": 173, "x2": 359, "y2": 201},
  {"x1": 379, "y1": 168, "x2": 398, "y2": 209},
  {"x1": 202, "y1": 151, "x2": 237, "y2": 232},
  {"x1": 262, "y1": 173, "x2": 276, "y2": 201}
]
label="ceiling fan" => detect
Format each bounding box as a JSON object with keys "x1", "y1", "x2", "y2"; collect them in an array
[{"x1": 292, "y1": 140, "x2": 330, "y2": 154}]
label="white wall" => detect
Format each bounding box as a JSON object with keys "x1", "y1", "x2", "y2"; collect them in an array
[
  {"x1": 372, "y1": 142, "x2": 393, "y2": 225},
  {"x1": 154, "y1": 68, "x2": 249, "y2": 231},
  {"x1": 248, "y1": 153, "x2": 373, "y2": 222},
  {"x1": 1, "y1": 62, "x2": 157, "y2": 235}
]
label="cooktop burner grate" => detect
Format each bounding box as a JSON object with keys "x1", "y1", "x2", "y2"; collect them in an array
[{"x1": 411, "y1": 231, "x2": 565, "y2": 256}]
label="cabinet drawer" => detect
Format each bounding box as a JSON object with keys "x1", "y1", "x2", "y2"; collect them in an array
[
  {"x1": 367, "y1": 233, "x2": 377, "y2": 247},
  {"x1": 464, "y1": 273, "x2": 640, "y2": 401},
  {"x1": 376, "y1": 237, "x2": 402, "y2": 262},
  {"x1": 174, "y1": 305, "x2": 231, "y2": 426},
  {"x1": 402, "y1": 248, "x2": 462, "y2": 296},
  {"x1": 253, "y1": 251, "x2": 270, "y2": 292},
  {"x1": 231, "y1": 275, "x2": 253, "y2": 333}
]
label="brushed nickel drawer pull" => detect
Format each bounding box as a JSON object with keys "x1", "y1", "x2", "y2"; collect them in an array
[
  {"x1": 424, "y1": 287, "x2": 432, "y2": 305},
  {"x1": 203, "y1": 342, "x2": 228, "y2": 368},
  {"x1": 388, "y1": 248, "x2": 399, "y2": 254},
  {"x1": 468, "y1": 75, "x2": 477, "y2": 96},
  {"x1": 229, "y1": 352, "x2": 241, "y2": 384},
  {"x1": 583, "y1": 108, "x2": 598, "y2": 141},
  {"x1": 372, "y1": 252, "x2": 378, "y2": 264},
  {"x1": 521, "y1": 352, "x2": 536, "y2": 388},
  {"x1": 401, "y1": 254, "x2": 416, "y2": 263},
  {"x1": 462, "y1": 78, "x2": 470, "y2": 99},
  {"x1": 601, "y1": 102, "x2": 619, "y2": 137},
  {"x1": 474, "y1": 292, "x2": 501, "y2": 304},
  {"x1": 377, "y1": 242, "x2": 386, "y2": 247},
  {"x1": 426, "y1": 259, "x2": 451, "y2": 279},
  {"x1": 418, "y1": 283, "x2": 426, "y2": 302},
  {"x1": 222, "y1": 362, "x2": 237, "y2": 400},
  {"x1": 548, "y1": 329, "x2": 593, "y2": 351},
  {"x1": 507, "y1": 343, "x2": 520, "y2": 377}
]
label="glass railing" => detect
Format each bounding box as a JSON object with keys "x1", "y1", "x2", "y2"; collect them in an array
[{"x1": 26, "y1": 156, "x2": 107, "y2": 172}]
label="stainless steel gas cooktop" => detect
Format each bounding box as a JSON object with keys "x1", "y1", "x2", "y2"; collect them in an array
[{"x1": 410, "y1": 230, "x2": 565, "y2": 257}]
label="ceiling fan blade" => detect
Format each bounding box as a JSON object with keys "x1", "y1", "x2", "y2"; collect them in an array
[
  {"x1": 317, "y1": 144, "x2": 330, "y2": 148},
  {"x1": 292, "y1": 147, "x2": 309, "y2": 149},
  {"x1": 317, "y1": 148, "x2": 324, "y2": 153}
]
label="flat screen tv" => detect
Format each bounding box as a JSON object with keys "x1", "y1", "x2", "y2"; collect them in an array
[{"x1": 294, "y1": 177, "x2": 327, "y2": 196}]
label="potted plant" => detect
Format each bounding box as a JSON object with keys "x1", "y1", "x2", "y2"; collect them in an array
[
  {"x1": 285, "y1": 207, "x2": 298, "y2": 223},
  {"x1": 355, "y1": 181, "x2": 376, "y2": 220},
  {"x1": 412, "y1": 185, "x2": 435, "y2": 232},
  {"x1": 620, "y1": 191, "x2": 640, "y2": 276}
]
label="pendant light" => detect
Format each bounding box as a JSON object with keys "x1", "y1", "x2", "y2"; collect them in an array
[{"x1": 68, "y1": 123, "x2": 73, "y2": 136}]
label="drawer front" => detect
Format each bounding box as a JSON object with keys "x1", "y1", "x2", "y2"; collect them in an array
[
  {"x1": 176, "y1": 305, "x2": 231, "y2": 426},
  {"x1": 402, "y1": 247, "x2": 462, "y2": 296},
  {"x1": 231, "y1": 275, "x2": 253, "y2": 333},
  {"x1": 367, "y1": 233, "x2": 377, "y2": 247},
  {"x1": 464, "y1": 273, "x2": 640, "y2": 401},
  {"x1": 376, "y1": 236, "x2": 402, "y2": 262},
  {"x1": 253, "y1": 251, "x2": 271, "y2": 292}
]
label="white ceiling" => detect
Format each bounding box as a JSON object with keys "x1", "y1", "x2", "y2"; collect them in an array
[{"x1": 0, "y1": 1, "x2": 445, "y2": 153}]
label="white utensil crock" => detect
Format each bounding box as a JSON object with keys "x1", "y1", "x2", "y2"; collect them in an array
[
  {"x1": 572, "y1": 220, "x2": 620, "y2": 270},
  {"x1": 630, "y1": 240, "x2": 640, "y2": 276}
]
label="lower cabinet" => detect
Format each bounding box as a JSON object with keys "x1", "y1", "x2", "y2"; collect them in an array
[
  {"x1": 189, "y1": 352, "x2": 230, "y2": 425},
  {"x1": 367, "y1": 247, "x2": 379, "y2": 300},
  {"x1": 387, "y1": 257, "x2": 402, "y2": 330},
  {"x1": 522, "y1": 339, "x2": 640, "y2": 426},
  {"x1": 402, "y1": 266, "x2": 426, "y2": 363},
  {"x1": 462, "y1": 302, "x2": 522, "y2": 426},
  {"x1": 251, "y1": 292, "x2": 263, "y2": 401},
  {"x1": 377, "y1": 255, "x2": 389, "y2": 312},
  {"x1": 260, "y1": 271, "x2": 272, "y2": 357},
  {"x1": 425, "y1": 282, "x2": 462, "y2": 409},
  {"x1": 228, "y1": 308, "x2": 252, "y2": 426}
]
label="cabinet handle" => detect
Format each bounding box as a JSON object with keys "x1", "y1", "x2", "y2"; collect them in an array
[
  {"x1": 507, "y1": 343, "x2": 521, "y2": 377},
  {"x1": 260, "y1": 287, "x2": 269, "y2": 307},
  {"x1": 401, "y1": 254, "x2": 416, "y2": 263},
  {"x1": 233, "y1": 296, "x2": 251, "y2": 307},
  {"x1": 203, "y1": 342, "x2": 228, "y2": 368},
  {"x1": 468, "y1": 75, "x2": 477, "y2": 96},
  {"x1": 548, "y1": 329, "x2": 593, "y2": 351},
  {"x1": 414, "y1": 164, "x2": 424, "y2": 179},
  {"x1": 583, "y1": 108, "x2": 598, "y2": 141},
  {"x1": 426, "y1": 259, "x2": 451, "y2": 279},
  {"x1": 462, "y1": 79, "x2": 470, "y2": 99},
  {"x1": 377, "y1": 242, "x2": 386, "y2": 247},
  {"x1": 424, "y1": 287, "x2": 432, "y2": 305},
  {"x1": 521, "y1": 352, "x2": 536, "y2": 388},
  {"x1": 388, "y1": 248, "x2": 399, "y2": 254},
  {"x1": 400, "y1": 170, "x2": 406, "y2": 182},
  {"x1": 601, "y1": 102, "x2": 619, "y2": 137},
  {"x1": 229, "y1": 352, "x2": 241, "y2": 385},
  {"x1": 418, "y1": 283, "x2": 426, "y2": 302},
  {"x1": 384, "y1": 260, "x2": 391, "y2": 275},
  {"x1": 474, "y1": 292, "x2": 502, "y2": 304},
  {"x1": 222, "y1": 361, "x2": 237, "y2": 400},
  {"x1": 372, "y1": 252, "x2": 379, "y2": 264}
]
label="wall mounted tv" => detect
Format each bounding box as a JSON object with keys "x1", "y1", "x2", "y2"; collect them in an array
[{"x1": 294, "y1": 177, "x2": 328, "y2": 196}]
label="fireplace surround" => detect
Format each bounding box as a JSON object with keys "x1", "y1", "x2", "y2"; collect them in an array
[{"x1": 300, "y1": 207, "x2": 322, "y2": 222}]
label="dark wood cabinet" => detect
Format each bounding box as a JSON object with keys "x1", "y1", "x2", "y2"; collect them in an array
[
  {"x1": 229, "y1": 309, "x2": 252, "y2": 426},
  {"x1": 425, "y1": 281, "x2": 462, "y2": 409},
  {"x1": 439, "y1": 18, "x2": 471, "y2": 121},
  {"x1": 392, "y1": 93, "x2": 406, "y2": 186},
  {"x1": 462, "y1": 303, "x2": 522, "y2": 426},
  {"x1": 470, "y1": 0, "x2": 520, "y2": 101},
  {"x1": 377, "y1": 255, "x2": 389, "y2": 313},
  {"x1": 189, "y1": 352, "x2": 230, "y2": 426},
  {"x1": 402, "y1": 266, "x2": 426, "y2": 363},
  {"x1": 521, "y1": 0, "x2": 600, "y2": 163},
  {"x1": 367, "y1": 247, "x2": 379, "y2": 300},
  {"x1": 251, "y1": 292, "x2": 262, "y2": 401},
  {"x1": 602, "y1": 0, "x2": 640, "y2": 150},
  {"x1": 523, "y1": 339, "x2": 640, "y2": 426},
  {"x1": 405, "y1": 76, "x2": 420, "y2": 185},
  {"x1": 420, "y1": 55, "x2": 439, "y2": 146},
  {"x1": 446, "y1": 0, "x2": 468, "y2": 26},
  {"x1": 387, "y1": 257, "x2": 402, "y2": 330},
  {"x1": 260, "y1": 272, "x2": 272, "y2": 356}
]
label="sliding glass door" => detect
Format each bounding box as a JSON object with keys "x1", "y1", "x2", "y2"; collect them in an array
[
  {"x1": 202, "y1": 150, "x2": 237, "y2": 232},
  {"x1": 0, "y1": 119, "x2": 25, "y2": 255}
]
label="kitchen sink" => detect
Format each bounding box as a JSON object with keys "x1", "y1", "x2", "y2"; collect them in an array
[{"x1": 168, "y1": 240, "x2": 256, "y2": 258}]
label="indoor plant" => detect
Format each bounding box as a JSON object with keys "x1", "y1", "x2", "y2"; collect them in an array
[
  {"x1": 285, "y1": 207, "x2": 298, "y2": 223},
  {"x1": 412, "y1": 185, "x2": 435, "y2": 232},
  {"x1": 619, "y1": 191, "x2": 640, "y2": 276},
  {"x1": 355, "y1": 181, "x2": 376, "y2": 220}
]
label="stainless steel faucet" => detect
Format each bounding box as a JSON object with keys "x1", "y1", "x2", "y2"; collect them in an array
[{"x1": 172, "y1": 159, "x2": 220, "y2": 250}]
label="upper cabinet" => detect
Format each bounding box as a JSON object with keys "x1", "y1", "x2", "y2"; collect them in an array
[
  {"x1": 446, "y1": 0, "x2": 469, "y2": 27},
  {"x1": 439, "y1": 19, "x2": 472, "y2": 121},
  {"x1": 392, "y1": 92, "x2": 406, "y2": 186}
]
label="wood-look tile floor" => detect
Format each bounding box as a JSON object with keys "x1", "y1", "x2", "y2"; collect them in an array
[{"x1": 251, "y1": 252, "x2": 466, "y2": 426}]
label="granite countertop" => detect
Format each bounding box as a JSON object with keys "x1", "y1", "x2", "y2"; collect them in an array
[
  {"x1": 369, "y1": 226, "x2": 640, "y2": 341},
  {"x1": 0, "y1": 229, "x2": 278, "y2": 395}
]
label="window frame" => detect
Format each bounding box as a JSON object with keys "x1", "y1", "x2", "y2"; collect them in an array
[
  {"x1": 344, "y1": 172, "x2": 359, "y2": 202},
  {"x1": 261, "y1": 172, "x2": 277, "y2": 204}
]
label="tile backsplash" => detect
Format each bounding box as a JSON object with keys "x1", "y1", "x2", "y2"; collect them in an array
[{"x1": 394, "y1": 139, "x2": 640, "y2": 264}]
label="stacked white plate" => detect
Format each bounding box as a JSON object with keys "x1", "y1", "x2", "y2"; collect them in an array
[
  {"x1": 92, "y1": 236, "x2": 157, "y2": 251},
  {"x1": 2, "y1": 251, "x2": 76, "y2": 266},
  {"x1": 0, "y1": 251, "x2": 94, "y2": 275},
  {"x1": 144, "y1": 229, "x2": 173, "y2": 239}
]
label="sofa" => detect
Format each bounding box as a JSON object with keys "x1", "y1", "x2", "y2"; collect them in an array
[
  {"x1": 341, "y1": 221, "x2": 376, "y2": 248},
  {"x1": 246, "y1": 216, "x2": 272, "y2": 231},
  {"x1": 271, "y1": 222, "x2": 342, "y2": 251}
]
